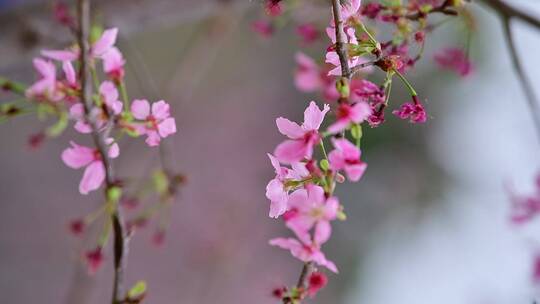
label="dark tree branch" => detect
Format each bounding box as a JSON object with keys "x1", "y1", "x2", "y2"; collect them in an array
[
  {"x1": 331, "y1": 0, "x2": 351, "y2": 79},
  {"x1": 500, "y1": 16, "x2": 540, "y2": 142},
  {"x1": 480, "y1": 0, "x2": 540, "y2": 30},
  {"x1": 76, "y1": 1, "x2": 128, "y2": 303}
]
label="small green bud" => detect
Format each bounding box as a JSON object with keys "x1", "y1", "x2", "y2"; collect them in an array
[
  {"x1": 127, "y1": 280, "x2": 147, "y2": 299},
  {"x1": 336, "y1": 77, "x2": 350, "y2": 98},
  {"x1": 350, "y1": 124, "x2": 362, "y2": 140},
  {"x1": 107, "y1": 186, "x2": 122, "y2": 203},
  {"x1": 320, "y1": 159, "x2": 330, "y2": 171},
  {"x1": 152, "y1": 170, "x2": 169, "y2": 195}
]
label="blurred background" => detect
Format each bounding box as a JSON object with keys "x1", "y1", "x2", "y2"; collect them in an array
[{"x1": 1, "y1": 0, "x2": 540, "y2": 303}]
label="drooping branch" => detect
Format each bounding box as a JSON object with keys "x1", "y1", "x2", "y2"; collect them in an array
[
  {"x1": 500, "y1": 17, "x2": 540, "y2": 142},
  {"x1": 76, "y1": 1, "x2": 128, "y2": 303},
  {"x1": 479, "y1": 0, "x2": 540, "y2": 30}
]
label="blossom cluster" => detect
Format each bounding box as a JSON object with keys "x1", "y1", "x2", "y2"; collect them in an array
[
  {"x1": 16, "y1": 23, "x2": 180, "y2": 274},
  {"x1": 256, "y1": 0, "x2": 477, "y2": 301},
  {"x1": 26, "y1": 27, "x2": 177, "y2": 194}
]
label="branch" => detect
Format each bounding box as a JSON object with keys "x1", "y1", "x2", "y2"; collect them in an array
[
  {"x1": 479, "y1": 0, "x2": 540, "y2": 30},
  {"x1": 500, "y1": 16, "x2": 540, "y2": 142},
  {"x1": 331, "y1": 0, "x2": 351, "y2": 79},
  {"x1": 76, "y1": 1, "x2": 128, "y2": 303}
]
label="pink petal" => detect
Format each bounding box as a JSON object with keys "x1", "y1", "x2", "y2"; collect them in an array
[
  {"x1": 151, "y1": 100, "x2": 171, "y2": 120},
  {"x1": 74, "y1": 121, "x2": 92, "y2": 134},
  {"x1": 145, "y1": 131, "x2": 161, "y2": 147},
  {"x1": 41, "y1": 49, "x2": 78, "y2": 61},
  {"x1": 62, "y1": 61, "x2": 76, "y2": 85},
  {"x1": 314, "y1": 220, "x2": 332, "y2": 244},
  {"x1": 102, "y1": 47, "x2": 125, "y2": 73},
  {"x1": 345, "y1": 163, "x2": 367, "y2": 182},
  {"x1": 269, "y1": 237, "x2": 300, "y2": 251},
  {"x1": 79, "y1": 161, "x2": 105, "y2": 194},
  {"x1": 327, "y1": 119, "x2": 350, "y2": 134},
  {"x1": 131, "y1": 99, "x2": 150, "y2": 120},
  {"x1": 61, "y1": 141, "x2": 95, "y2": 169},
  {"x1": 267, "y1": 153, "x2": 282, "y2": 174},
  {"x1": 157, "y1": 118, "x2": 177, "y2": 138},
  {"x1": 33, "y1": 58, "x2": 56, "y2": 79},
  {"x1": 350, "y1": 101, "x2": 372, "y2": 123},
  {"x1": 274, "y1": 139, "x2": 308, "y2": 164},
  {"x1": 276, "y1": 117, "x2": 304, "y2": 139},
  {"x1": 92, "y1": 28, "x2": 118, "y2": 57},
  {"x1": 333, "y1": 138, "x2": 360, "y2": 159},
  {"x1": 303, "y1": 101, "x2": 329, "y2": 131},
  {"x1": 328, "y1": 150, "x2": 345, "y2": 171}
]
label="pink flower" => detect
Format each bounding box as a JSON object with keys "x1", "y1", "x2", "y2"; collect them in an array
[
  {"x1": 434, "y1": 47, "x2": 473, "y2": 77},
  {"x1": 26, "y1": 58, "x2": 62, "y2": 101},
  {"x1": 85, "y1": 247, "x2": 104, "y2": 274},
  {"x1": 295, "y1": 52, "x2": 323, "y2": 93},
  {"x1": 328, "y1": 138, "x2": 367, "y2": 182},
  {"x1": 251, "y1": 20, "x2": 274, "y2": 38},
  {"x1": 285, "y1": 185, "x2": 339, "y2": 245},
  {"x1": 296, "y1": 23, "x2": 320, "y2": 44},
  {"x1": 265, "y1": 0, "x2": 282, "y2": 16},
  {"x1": 102, "y1": 47, "x2": 125, "y2": 82},
  {"x1": 392, "y1": 97, "x2": 427, "y2": 123},
  {"x1": 510, "y1": 196, "x2": 540, "y2": 224},
  {"x1": 274, "y1": 101, "x2": 330, "y2": 164},
  {"x1": 99, "y1": 81, "x2": 123, "y2": 114},
  {"x1": 266, "y1": 154, "x2": 309, "y2": 218},
  {"x1": 339, "y1": 0, "x2": 361, "y2": 20},
  {"x1": 130, "y1": 99, "x2": 177, "y2": 147},
  {"x1": 327, "y1": 102, "x2": 371, "y2": 134},
  {"x1": 61, "y1": 139, "x2": 119, "y2": 194},
  {"x1": 91, "y1": 28, "x2": 118, "y2": 58},
  {"x1": 307, "y1": 272, "x2": 328, "y2": 297},
  {"x1": 69, "y1": 81, "x2": 122, "y2": 133},
  {"x1": 269, "y1": 237, "x2": 338, "y2": 273},
  {"x1": 41, "y1": 28, "x2": 119, "y2": 62}
]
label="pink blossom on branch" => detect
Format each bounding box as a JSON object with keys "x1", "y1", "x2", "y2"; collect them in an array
[
  {"x1": 392, "y1": 96, "x2": 427, "y2": 123},
  {"x1": 327, "y1": 101, "x2": 371, "y2": 134},
  {"x1": 130, "y1": 99, "x2": 177, "y2": 147},
  {"x1": 284, "y1": 185, "x2": 339, "y2": 245},
  {"x1": 61, "y1": 139, "x2": 119, "y2": 194},
  {"x1": 274, "y1": 101, "x2": 330, "y2": 164},
  {"x1": 265, "y1": 154, "x2": 309, "y2": 218},
  {"x1": 269, "y1": 237, "x2": 338, "y2": 273},
  {"x1": 328, "y1": 138, "x2": 367, "y2": 182}
]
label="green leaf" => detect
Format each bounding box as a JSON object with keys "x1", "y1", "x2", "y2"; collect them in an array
[
  {"x1": 127, "y1": 280, "x2": 147, "y2": 299},
  {"x1": 90, "y1": 25, "x2": 104, "y2": 44}
]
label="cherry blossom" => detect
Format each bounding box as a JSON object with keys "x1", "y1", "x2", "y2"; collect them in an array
[
  {"x1": 265, "y1": 153, "x2": 309, "y2": 218},
  {"x1": 274, "y1": 101, "x2": 330, "y2": 163},
  {"x1": 61, "y1": 139, "x2": 119, "y2": 194},
  {"x1": 328, "y1": 138, "x2": 367, "y2": 182},
  {"x1": 269, "y1": 237, "x2": 338, "y2": 273},
  {"x1": 130, "y1": 99, "x2": 177, "y2": 147},
  {"x1": 327, "y1": 101, "x2": 371, "y2": 134},
  {"x1": 434, "y1": 47, "x2": 473, "y2": 77}
]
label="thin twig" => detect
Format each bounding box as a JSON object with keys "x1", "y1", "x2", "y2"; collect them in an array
[
  {"x1": 479, "y1": 0, "x2": 540, "y2": 30},
  {"x1": 500, "y1": 16, "x2": 540, "y2": 142},
  {"x1": 331, "y1": 0, "x2": 351, "y2": 79},
  {"x1": 350, "y1": 61, "x2": 377, "y2": 77},
  {"x1": 76, "y1": 1, "x2": 128, "y2": 303}
]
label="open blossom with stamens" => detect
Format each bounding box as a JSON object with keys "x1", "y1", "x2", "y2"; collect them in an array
[
  {"x1": 266, "y1": 154, "x2": 309, "y2": 218},
  {"x1": 328, "y1": 138, "x2": 367, "y2": 181},
  {"x1": 269, "y1": 237, "x2": 338, "y2": 273},
  {"x1": 284, "y1": 185, "x2": 339, "y2": 245},
  {"x1": 274, "y1": 101, "x2": 330, "y2": 164},
  {"x1": 61, "y1": 139, "x2": 119, "y2": 194},
  {"x1": 327, "y1": 101, "x2": 371, "y2": 134},
  {"x1": 130, "y1": 99, "x2": 177, "y2": 147},
  {"x1": 69, "y1": 81, "x2": 123, "y2": 133},
  {"x1": 434, "y1": 47, "x2": 473, "y2": 77}
]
